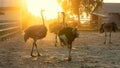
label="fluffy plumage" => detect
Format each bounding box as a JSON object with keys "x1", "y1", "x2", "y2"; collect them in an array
[
  {"x1": 59, "y1": 27, "x2": 79, "y2": 45},
  {"x1": 24, "y1": 10, "x2": 47, "y2": 57},
  {"x1": 24, "y1": 25, "x2": 47, "y2": 42},
  {"x1": 100, "y1": 22, "x2": 118, "y2": 33},
  {"x1": 58, "y1": 27, "x2": 79, "y2": 61},
  {"x1": 100, "y1": 22, "x2": 118, "y2": 44},
  {"x1": 49, "y1": 22, "x2": 64, "y2": 47}
]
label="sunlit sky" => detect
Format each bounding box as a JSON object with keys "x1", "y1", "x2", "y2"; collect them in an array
[
  {"x1": 25, "y1": 0, "x2": 120, "y2": 19},
  {"x1": 1, "y1": 0, "x2": 120, "y2": 20},
  {"x1": 104, "y1": 0, "x2": 120, "y2": 3},
  {"x1": 25, "y1": 0, "x2": 62, "y2": 20}
]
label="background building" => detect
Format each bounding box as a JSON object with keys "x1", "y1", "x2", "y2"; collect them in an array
[{"x1": 92, "y1": 3, "x2": 120, "y2": 25}]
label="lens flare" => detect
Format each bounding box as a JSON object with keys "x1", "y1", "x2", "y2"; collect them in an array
[{"x1": 26, "y1": 0, "x2": 62, "y2": 20}]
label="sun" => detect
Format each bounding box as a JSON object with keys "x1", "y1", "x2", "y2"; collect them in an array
[{"x1": 26, "y1": 0, "x2": 62, "y2": 20}]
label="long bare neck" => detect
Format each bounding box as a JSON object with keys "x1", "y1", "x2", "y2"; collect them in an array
[
  {"x1": 41, "y1": 11, "x2": 45, "y2": 26},
  {"x1": 62, "y1": 12, "x2": 66, "y2": 28}
]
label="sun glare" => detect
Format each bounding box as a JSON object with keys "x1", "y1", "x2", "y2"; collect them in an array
[
  {"x1": 80, "y1": 12, "x2": 90, "y2": 24},
  {"x1": 26, "y1": 0, "x2": 62, "y2": 20}
]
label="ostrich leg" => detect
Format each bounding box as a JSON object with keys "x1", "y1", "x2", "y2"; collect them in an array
[
  {"x1": 31, "y1": 42, "x2": 35, "y2": 57},
  {"x1": 104, "y1": 32, "x2": 107, "y2": 44},
  {"x1": 109, "y1": 32, "x2": 112, "y2": 44},
  {"x1": 55, "y1": 34, "x2": 57, "y2": 47},
  {"x1": 68, "y1": 44, "x2": 72, "y2": 61},
  {"x1": 34, "y1": 42, "x2": 41, "y2": 56}
]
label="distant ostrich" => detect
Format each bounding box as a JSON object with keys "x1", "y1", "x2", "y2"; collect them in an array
[
  {"x1": 24, "y1": 10, "x2": 47, "y2": 57},
  {"x1": 58, "y1": 12, "x2": 79, "y2": 61},
  {"x1": 49, "y1": 22, "x2": 64, "y2": 47},
  {"x1": 100, "y1": 22, "x2": 118, "y2": 44}
]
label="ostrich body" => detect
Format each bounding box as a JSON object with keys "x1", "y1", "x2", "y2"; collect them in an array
[
  {"x1": 58, "y1": 27, "x2": 79, "y2": 61},
  {"x1": 58, "y1": 12, "x2": 79, "y2": 61},
  {"x1": 24, "y1": 10, "x2": 47, "y2": 57},
  {"x1": 100, "y1": 22, "x2": 118, "y2": 44},
  {"x1": 49, "y1": 22, "x2": 64, "y2": 47},
  {"x1": 49, "y1": 12, "x2": 65, "y2": 47}
]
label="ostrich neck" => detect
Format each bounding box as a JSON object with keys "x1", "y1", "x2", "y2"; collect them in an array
[
  {"x1": 41, "y1": 12, "x2": 45, "y2": 26},
  {"x1": 63, "y1": 13, "x2": 66, "y2": 28}
]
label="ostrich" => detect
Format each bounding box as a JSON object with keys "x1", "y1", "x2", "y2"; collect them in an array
[
  {"x1": 58, "y1": 12, "x2": 79, "y2": 61},
  {"x1": 49, "y1": 22, "x2": 64, "y2": 47},
  {"x1": 24, "y1": 10, "x2": 47, "y2": 57},
  {"x1": 100, "y1": 22, "x2": 118, "y2": 44},
  {"x1": 49, "y1": 12, "x2": 65, "y2": 47}
]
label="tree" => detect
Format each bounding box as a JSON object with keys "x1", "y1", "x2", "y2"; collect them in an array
[
  {"x1": 80, "y1": 0, "x2": 103, "y2": 15},
  {"x1": 57, "y1": 0, "x2": 103, "y2": 24},
  {"x1": 70, "y1": 0, "x2": 81, "y2": 24},
  {"x1": 57, "y1": 0, "x2": 81, "y2": 24}
]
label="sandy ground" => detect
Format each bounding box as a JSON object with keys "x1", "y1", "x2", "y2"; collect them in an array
[{"x1": 0, "y1": 31, "x2": 120, "y2": 68}]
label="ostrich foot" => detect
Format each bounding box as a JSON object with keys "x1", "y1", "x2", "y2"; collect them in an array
[
  {"x1": 103, "y1": 42, "x2": 106, "y2": 44},
  {"x1": 38, "y1": 53, "x2": 42, "y2": 56},
  {"x1": 60, "y1": 44, "x2": 64, "y2": 47},
  {"x1": 60, "y1": 43, "x2": 64, "y2": 47},
  {"x1": 67, "y1": 57, "x2": 72, "y2": 61},
  {"x1": 109, "y1": 42, "x2": 112, "y2": 44},
  {"x1": 31, "y1": 54, "x2": 37, "y2": 57},
  {"x1": 54, "y1": 44, "x2": 57, "y2": 47}
]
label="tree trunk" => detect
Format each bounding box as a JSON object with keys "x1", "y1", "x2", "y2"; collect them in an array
[{"x1": 77, "y1": 9, "x2": 81, "y2": 26}]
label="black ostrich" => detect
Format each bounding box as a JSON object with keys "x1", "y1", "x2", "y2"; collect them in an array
[
  {"x1": 58, "y1": 12, "x2": 79, "y2": 61},
  {"x1": 100, "y1": 22, "x2": 118, "y2": 44},
  {"x1": 24, "y1": 10, "x2": 47, "y2": 57}
]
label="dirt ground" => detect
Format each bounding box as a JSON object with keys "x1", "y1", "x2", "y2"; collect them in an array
[{"x1": 0, "y1": 31, "x2": 120, "y2": 68}]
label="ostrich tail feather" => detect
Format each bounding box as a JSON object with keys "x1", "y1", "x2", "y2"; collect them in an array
[{"x1": 24, "y1": 33, "x2": 29, "y2": 42}]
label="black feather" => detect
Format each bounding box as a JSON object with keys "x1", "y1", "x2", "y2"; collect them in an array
[
  {"x1": 100, "y1": 23, "x2": 104, "y2": 33},
  {"x1": 58, "y1": 27, "x2": 78, "y2": 45},
  {"x1": 111, "y1": 22, "x2": 118, "y2": 32}
]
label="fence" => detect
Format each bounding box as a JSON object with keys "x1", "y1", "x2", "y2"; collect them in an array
[{"x1": 0, "y1": 20, "x2": 22, "y2": 40}]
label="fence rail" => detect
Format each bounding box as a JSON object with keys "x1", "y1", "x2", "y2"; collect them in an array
[
  {"x1": 0, "y1": 22, "x2": 17, "y2": 25},
  {"x1": 0, "y1": 20, "x2": 22, "y2": 40}
]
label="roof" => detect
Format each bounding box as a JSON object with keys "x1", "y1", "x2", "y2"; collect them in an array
[
  {"x1": 103, "y1": 3, "x2": 120, "y2": 13},
  {"x1": 92, "y1": 8, "x2": 109, "y2": 17},
  {"x1": 92, "y1": 3, "x2": 120, "y2": 17},
  {"x1": 92, "y1": 5, "x2": 109, "y2": 17},
  {"x1": 0, "y1": 0, "x2": 22, "y2": 7}
]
